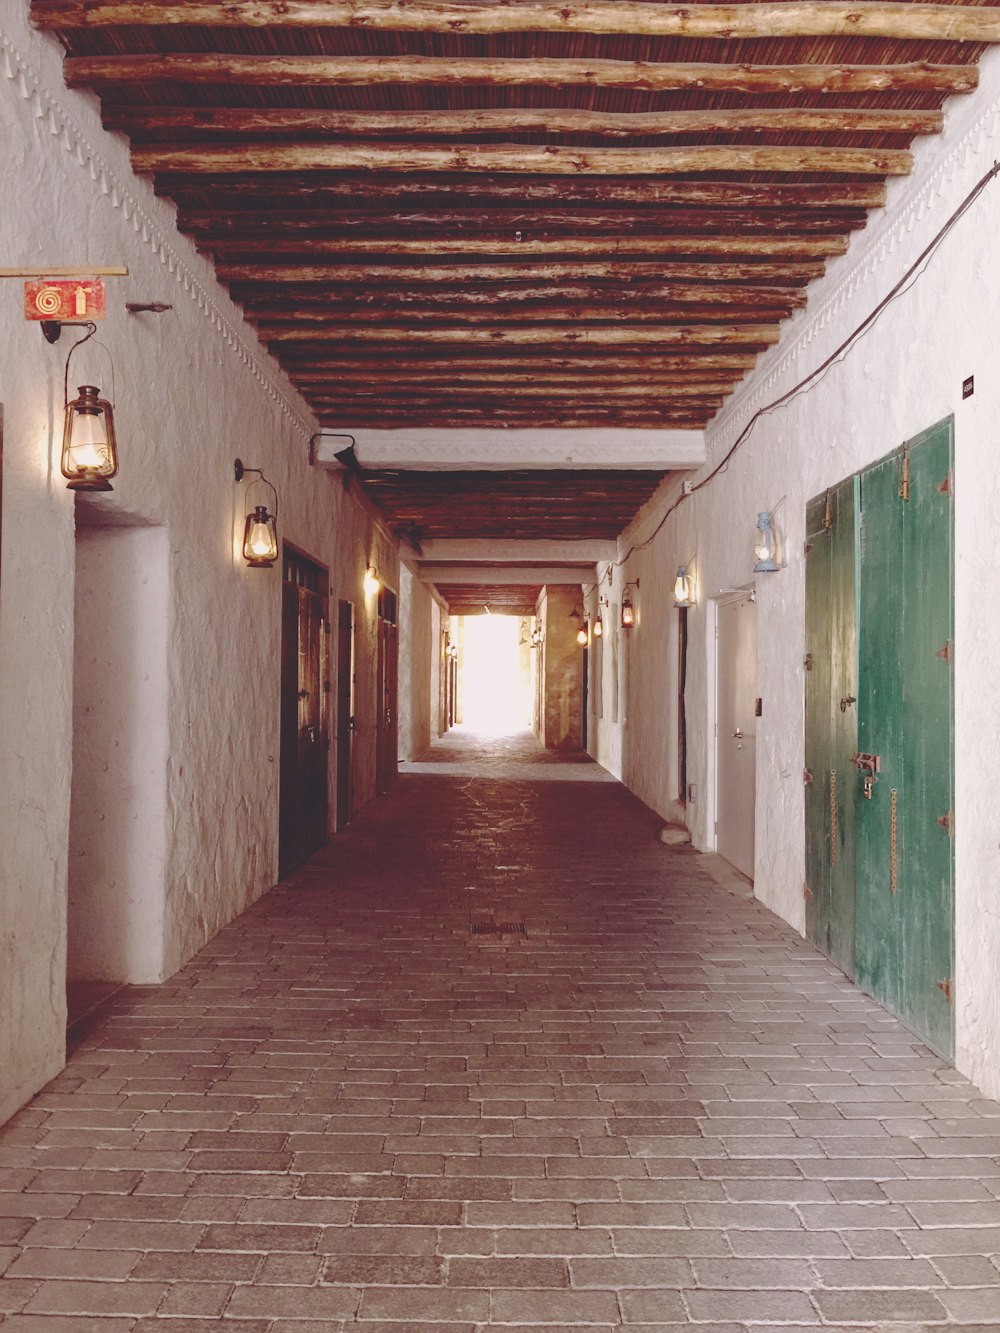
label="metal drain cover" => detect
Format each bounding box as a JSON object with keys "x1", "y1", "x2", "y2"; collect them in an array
[{"x1": 471, "y1": 921, "x2": 527, "y2": 937}]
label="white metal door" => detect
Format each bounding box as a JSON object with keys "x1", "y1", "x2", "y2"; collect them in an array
[{"x1": 716, "y1": 593, "x2": 757, "y2": 878}]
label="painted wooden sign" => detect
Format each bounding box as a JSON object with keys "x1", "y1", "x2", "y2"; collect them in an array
[{"x1": 24, "y1": 277, "x2": 106, "y2": 322}]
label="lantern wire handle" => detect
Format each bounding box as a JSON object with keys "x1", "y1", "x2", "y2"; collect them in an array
[
  {"x1": 235, "y1": 459, "x2": 279, "y2": 521},
  {"x1": 247, "y1": 472, "x2": 279, "y2": 521},
  {"x1": 63, "y1": 321, "x2": 97, "y2": 407},
  {"x1": 63, "y1": 322, "x2": 116, "y2": 409}
]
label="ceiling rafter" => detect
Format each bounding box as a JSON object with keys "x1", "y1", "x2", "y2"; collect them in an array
[
  {"x1": 33, "y1": 0, "x2": 1000, "y2": 564},
  {"x1": 32, "y1": 0, "x2": 1000, "y2": 42}
]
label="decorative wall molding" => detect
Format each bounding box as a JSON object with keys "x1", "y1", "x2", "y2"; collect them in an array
[
  {"x1": 707, "y1": 50, "x2": 1000, "y2": 455},
  {"x1": 0, "y1": 27, "x2": 315, "y2": 441}
]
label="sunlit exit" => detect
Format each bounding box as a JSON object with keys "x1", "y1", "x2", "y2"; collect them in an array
[{"x1": 458, "y1": 614, "x2": 533, "y2": 735}]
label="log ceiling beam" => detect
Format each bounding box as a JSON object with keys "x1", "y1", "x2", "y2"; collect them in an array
[
  {"x1": 259, "y1": 305, "x2": 792, "y2": 326},
  {"x1": 32, "y1": 1, "x2": 1000, "y2": 43},
  {"x1": 293, "y1": 371, "x2": 744, "y2": 387},
  {"x1": 283, "y1": 354, "x2": 759, "y2": 371},
  {"x1": 321, "y1": 411, "x2": 711, "y2": 424},
  {"x1": 205, "y1": 233, "x2": 850, "y2": 257},
  {"x1": 104, "y1": 105, "x2": 946, "y2": 140},
  {"x1": 310, "y1": 386, "x2": 728, "y2": 401},
  {"x1": 132, "y1": 142, "x2": 913, "y2": 176},
  {"x1": 219, "y1": 260, "x2": 825, "y2": 283},
  {"x1": 65, "y1": 55, "x2": 979, "y2": 97},
  {"x1": 238, "y1": 282, "x2": 809, "y2": 308},
  {"x1": 259, "y1": 323, "x2": 779, "y2": 345},
  {"x1": 184, "y1": 211, "x2": 867, "y2": 238},
  {"x1": 160, "y1": 177, "x2": 890, "y2": 208}
]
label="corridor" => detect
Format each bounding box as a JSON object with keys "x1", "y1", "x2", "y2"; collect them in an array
[{"x1": 1, "y1": 731, "x2": 999, "y2": 1331}]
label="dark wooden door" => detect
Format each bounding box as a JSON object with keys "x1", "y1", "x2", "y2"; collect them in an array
[
  {"x1": 279, "y1": 548, "x2": 329, "y2": 877},
  {"x1": 375, "y1": 587, "x2": 399, "y2": 795},
  {"x1": 716, "y1": 593, "x2": 757, "y2": 879},
  {"x1": 804, "y1": 477, "x2": 858, "y2": 977},
  {"x1": 335, "y1": 599, "x2": 355, "y2": 830}
]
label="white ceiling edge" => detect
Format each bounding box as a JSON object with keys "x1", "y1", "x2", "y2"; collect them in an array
[
  {"x1": 313, "y1": 428, "x2": 706, "y2": 471},
  {"x1": 418, "y1": 538, "x2": 616, "y2": 562},
  {"x1": 418, "y1": 564, "x2": 591, "y2": 585}
]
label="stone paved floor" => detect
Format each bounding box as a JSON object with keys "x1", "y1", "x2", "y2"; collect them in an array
[{"x1": 2, "y1": 729, "x2": 1000, "y2": 1331}]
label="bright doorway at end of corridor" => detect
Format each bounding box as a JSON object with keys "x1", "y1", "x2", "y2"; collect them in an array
[{"x1": 456, "y1": 614, "x2": 533, "y2": 734}]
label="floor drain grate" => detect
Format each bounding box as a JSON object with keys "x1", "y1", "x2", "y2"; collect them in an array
[{"x1": 471, "y1": 921, "x2": 527, "y2": 937}]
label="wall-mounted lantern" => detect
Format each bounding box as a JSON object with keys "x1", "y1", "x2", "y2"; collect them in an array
[
  {"x1": 364, "y1": 565, "x2": 381, "y2": 596},
  {"x1": 234, "y1": 458, "x2": 279, "y2": 568},
  {"x1": 753, "y1": 508, "x2": 786, "y2": 573},
  {"x1": 673, "y1": 564, "x2": 696, "y2": 608},
  {"x1": 59, "y1": 322, "x2": 119, "y2": 491},
  {"x1": 576, "y1": 619, "x2": 590, "y2": 647},
  {"x1": 593, "y1": 594, "x2": 607, "y2": 637},
  {"x1": 621, "y1": 579, "x2": 639, "y2": 628},
  {"x1": 62, "y1": 383, "x2": 118, "y2": 491}
]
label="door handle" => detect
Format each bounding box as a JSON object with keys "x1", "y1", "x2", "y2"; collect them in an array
[{"x1": 732, "y1": 728, "x2": 743, "y2": 738}]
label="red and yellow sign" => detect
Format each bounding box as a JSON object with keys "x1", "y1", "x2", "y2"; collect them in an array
[{"x1": 24, "y1": 277, "x2": 106, "y2": 322}]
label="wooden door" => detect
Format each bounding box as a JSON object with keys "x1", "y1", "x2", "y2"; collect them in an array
[
  {"x1": 854, "y1": 421, "x2": 954, "y2": 1057},
  {"x1": 375, "y1": 586, "x2": 399, "y2": 795},
  {"x1": 804, "y1": 420, "x2": 954, "y2": 1058},
  {"x1": 335, "y1": 599, "x2": 355, "y2": 830},
  {"x1": 279, "y1": 548, "x2": 329, "y2": 876},
  {"x1": 804, "y1": 478, "x2": 858, "y2": 976},
  {"x1": 716, "y1": 593, "x2": 757, "y2": 878}
]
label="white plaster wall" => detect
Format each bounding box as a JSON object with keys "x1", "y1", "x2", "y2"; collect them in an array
[
  {"x1": 0, "y1": 11, "x2": 399, "y2": 1125},
  {"x1": 597, "y1": 50, "x2": 1000, "y2": 1098},
  {"x1": 68, "y1": 525, "x2": 168, "y2": 983},
  {"x1": 397, "y1": 565, "x2": 436, "y2": 761}
]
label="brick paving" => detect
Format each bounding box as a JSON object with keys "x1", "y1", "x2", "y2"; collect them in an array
[{"x1": 1, "y1": 728, "x2": 1000, "y2": 1330}]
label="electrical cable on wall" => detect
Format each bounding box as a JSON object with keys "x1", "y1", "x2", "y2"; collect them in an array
[{"x1": 604, "y1": 157, "x2": 1000, "y2": 583}]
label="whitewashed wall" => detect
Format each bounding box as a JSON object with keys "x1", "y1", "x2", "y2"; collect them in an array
[
  {"x1": 593, "y1": 49, "x2": 1000, "y2": 1098},
  {"x1": 0, "y1": 11, "x2": 407, "y2": 1125},
  {"x1": 398, "y1": 565, "x2": 437, "y2": 761}
]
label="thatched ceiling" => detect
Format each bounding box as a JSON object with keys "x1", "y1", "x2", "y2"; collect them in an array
[{"x1": 33, "y1": 1, "x2": 1000, "y2": 600}]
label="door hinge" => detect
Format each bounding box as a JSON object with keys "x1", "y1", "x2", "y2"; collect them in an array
[
  {"x1": 938, "y1": 471, "x2": 953, "y2": 496},
  {"x1": 803, "y1": 768, "x2": 814, "y2": 785},
  {"x1": 936, "y1": 978, "x2": 954, "y2": 1003},
  {"x1": 899, "y1": 448, "x2": 910, "y2": 502},
  {"x1": 935, "y1": 640, "x2": 953, "y2": 666},
  {"x1": 804, "y1": 883, "x2": 814, "y2": 900},
  {"x1": 804, "y1": 653, "x2": 814, "y2": 672},
  {"x1": 937, "y1": 810, "x2": 954, "y2": 837},
  {"x1": 804, "y1": 540, "x2": 814, "y2": 556}
]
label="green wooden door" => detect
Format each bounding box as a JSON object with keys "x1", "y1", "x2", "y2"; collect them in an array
[
  {"x1": 804, "y1": 478, "x2": 857, "y2": 976},
  {"x1": 853, "y1": 420, "x2": 954, "y2": 1058}
]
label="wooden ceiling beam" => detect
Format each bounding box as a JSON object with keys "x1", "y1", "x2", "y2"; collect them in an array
[
  {"x1": 33, "y1": 1, "x2": 1000, "y2": 43},
  {"x1": 309, "y1": 386, "x2": 728, "y2": 401},
  {"x1": 185, "y1": 210, "x2": 867, "y2": 238},
  {"x1": 66, "y1": 54, "x2": 979, "y2": 97},
  {"x1": 134, "y1": 141, "x2": 911, "y2": 176},
  {"x1": 205, "y1": 233, "x2": 850, "y2": 257},
  {"x1": 260, "y1": 322, "x2": 779, "y2": 345},
  {"x1": 160, "y1": 177, "x2": 890, "y2": 208},
  {"x1": 239, "y1": 282, "x2": 808, "y2": 308},
  {"x1": 292, "y1": 369, "x2": 743, "y2": 384},
  {"x1": 219, "y1": 260, "x2": 824, "y2": 283},
  {"x1": 296, "y1": 378, "x2": 742, "y2": 394},
  {"x1": 261, "y1": 305, "x2": 793, "y2": 326},
  {"x1": 283, "y1": 353, "x2": 758, "y2": 371},
  {"x1": 322, "y1": 413, "x2": 712, "y2": 427},
  {"x1": 105, "y1": 105, "x2": 945, "y2": 140}
]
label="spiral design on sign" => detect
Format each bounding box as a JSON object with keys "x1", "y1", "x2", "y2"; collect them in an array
[{"x1": 34, "y1": 287, "x2": 62, "y2": 315}]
